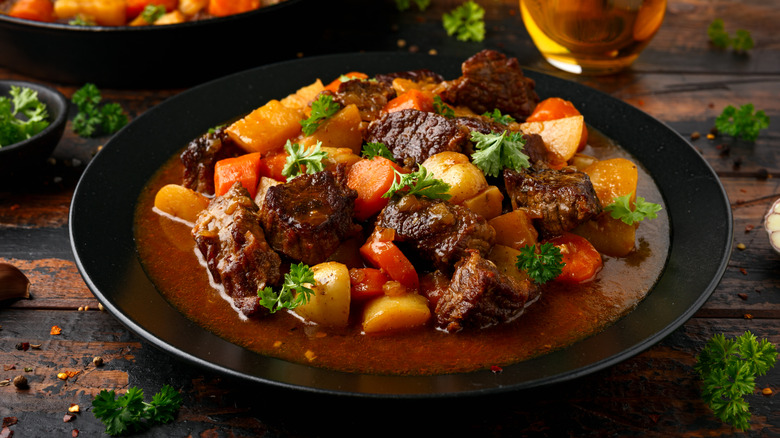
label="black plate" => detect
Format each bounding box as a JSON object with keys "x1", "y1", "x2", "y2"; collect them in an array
[
  {"x1": 69, "y1": 52, "x2": 732, "y2": 398},
  {"x1": 0, "y1": 0, "x2": 310, "y2": 88}
]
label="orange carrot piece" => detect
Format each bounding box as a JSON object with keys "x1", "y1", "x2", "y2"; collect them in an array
[
  {"x1": 324, "y1": 72, "x2": 369, "y2": 93},
  {"x1": 346, "y1": 157, "x2": 404, "y2": 221},
  {"x1": 213, "y1": 152, "x2": 262, "y2": 198},
  {"x1": 9, "y1": 0, "x2": 55, "y2": 22},
  {"x1": 208, "y1": 0, "x2": 260, "y2": 17},
  {"x1": 527, "y1": 97, "x2": 589, "y2": 151},
  {"x1": 126, "y1": 0, "x2": 177, "y2": 20},
  {"x1": 383, "y1": 89, "x2": 435, "y2": 114},
  {"x1": 349, "y1": 267, "x2": 391, "y2": 301},
  {"x1": 360, "y1": 230, "x2": 419, "y2": 291},
  {"x1": 258, "y1": 151, "x2": 289, "y2": 182},
  {"x1": 547, "y1": 232, "x2": 602, "y2": 284}
]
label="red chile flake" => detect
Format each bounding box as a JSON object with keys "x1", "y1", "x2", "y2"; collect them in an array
[
  {"x1": 740, "y1": 268, "x2": 748, "y2": 275},
  {"x1": 14, "y1": 342, "x2": 29, "y2": 351},
  {"x1": 745, "y1": 224, "x2": 755, "y2": 233},
  {"x1": 490, "y1": 365, "x2": 503, "y2": 373}
]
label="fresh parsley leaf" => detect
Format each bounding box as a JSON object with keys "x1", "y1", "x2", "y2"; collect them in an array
[
  {"x1": 300, "y1": 94, "x2": 341, "y2": 136},
  {"x1": 470, "y1": 130, "x2": 530, "y2": 178},
  {"x1": 394, "y1": 0, "x2": 430, "y2": 11},
  {"x1": 715, "y1": 103, "x2": 769, "y2": 142},
  {"x1": 0, "y1": 86, "x2": 50, "y2": 147},
  {"x1": 282, "y1": 140, "x2": 328, "y2": 180},
  {"x1": 707, "y1": 19, "x2": 754, "y2": 52},
  {"x1": 383, "y1": 166, "x2": 452, "y2": 200},
  {"x1": 141, "y1": 4, "x2": 166, "y2": 23},
  {"x1": 362, "y1": 142, "x2": 395, "y2": 161},
  {"x1": 695, "y1": 331, "x2": 778, "y2": 430},
  {"x1": 483, "y1": 108, "x2": 516, "y2": 125},
  {"x1": 516, "y1": 243, "x2": 564, "y2": 284},
  {"x1": 258, "y1": 262, "x2": 316, "y2": 313},
  {"x1": 433, "y1": 95, "x2": 455, "y2": 118},
  {"x1": 92, "y1": 384, "x2": 182, "y2": 436},
  {"x1": 442, "y1": 1, "x2": 485, "y2": 42},
  {"x1": 603, "y1": 193, "x2": 662, "y2": 226},
  {"x1": 71, "y1": 83, "x2": 128, "y2": 137}
]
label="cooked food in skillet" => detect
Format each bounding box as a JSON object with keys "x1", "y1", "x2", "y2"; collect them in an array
[{"x1": 136, "y1": 50, "x2": 668, "y2": 375}]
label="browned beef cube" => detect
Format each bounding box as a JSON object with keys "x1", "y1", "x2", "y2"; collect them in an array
[
  {"x1": 440, "y1": 49, "x2": 539, "y2": 122},
  {"x1": 435, "y1": 250, "x2": 541, "y2": 333},
  {"x1": 260, "y1": 169, "x2": 361, "y2": 265},
  {"x1": 180, "y1": 127, "x2": 242, "y2": 196},
  {"x1": 377, "y1": 194, "x2": 495, "y2": 272},
  {"x1": 374, "y1": 69, "x2": 445, "y2": 86},
  {"x1": 365, "y1": 109, "x2": 470, "y2": 168},
  {"x1": 504, "y1": 167, "x2": 602, "y2": 238},
  {"x1": 192, "y1": 182, "x2": 281, "y2": 317},
  {"x1": 333, "y1": 79, "x2": 396, "y2": 122}
]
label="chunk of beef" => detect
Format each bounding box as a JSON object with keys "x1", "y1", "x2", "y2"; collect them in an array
[
  {"x1": 365, "y1": 109, "x2": 470, "y2": 168},
  {"x1": 260, "y1": 169, "x2": 361, "y2": 265},
  {"x1": 503, "y1": 167, "x2": 602, "y2": 238},
  {"x1": 435, "y1": 250, "x2": 541, "y2": 333},
  {"x1": 453, "y1": 115, "x2": 509, "y2": 136},
  {"x1": 180, "y1": 127, "x2": 243, "y2": 196},
  {"x1": 377, "y1": 194, "x2": 495, "y2": 272},
  {"x1": 519, "y1": 132, "x2": 553, "y2": 166},
  {"x1": 333, "y1": 79, "x2": 396, "y2": 122},
  {"x1": 440, "y1": 49, "x2": 539, "y2": 122},
  {"x1": 374, "y1": 69, "x2": 445, "y2": 86},
  {"x1": 192, "y1": 182, "x2": 281, "y2": 317}
]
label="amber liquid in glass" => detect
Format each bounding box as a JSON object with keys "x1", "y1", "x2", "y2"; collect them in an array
[{"x1": 521, "y1": 0, "x2": 666, "y2": 74}]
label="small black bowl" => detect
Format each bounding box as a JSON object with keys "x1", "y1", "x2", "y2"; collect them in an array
[{"x1": 0, "y1": 80, "x2": 68, "y2": 175}]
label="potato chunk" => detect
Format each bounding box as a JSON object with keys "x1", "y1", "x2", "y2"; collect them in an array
[
  {"x1": 462, "y1": 185, "x2": 503, "y2": 220},
  {"x1": 226, "y1": 100, "x2": 303, "y2": 155},
  {"x1": 421, "y1": 151, "x2": 488, "y2": 204},
  {"x1": 54, "y1": 0, "x2": 125, "y2": 26},
  {"x1": 154, "y1": 184, "x2": 210, "y2": 224},
  {"x1": 294, "y1": 262, "x2": 351, "y2": 328},
  {"x1": 297, "y1": 104, "x2": 363, "y2": 154},
  {"x1": 362, "y1": 293, "x2": 431, "y2": 333},
  {"x1": 583, "y1": 158, "x2": 638, "y2": 206},
  {"x1": 518, "y1": 115, "x2": 584, "y2": 164},
  {"x1": 488, "y1": 209, "x2": 538, "y2": 250}
]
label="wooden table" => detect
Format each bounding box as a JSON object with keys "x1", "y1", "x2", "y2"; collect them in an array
[{"x1": 2, "y1": 0, "x2": 779, "y2": 435}]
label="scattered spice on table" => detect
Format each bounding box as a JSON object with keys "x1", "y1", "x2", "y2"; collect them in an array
[{"x1": 50, "y1": 325, "x2": 62, "y2": 335}]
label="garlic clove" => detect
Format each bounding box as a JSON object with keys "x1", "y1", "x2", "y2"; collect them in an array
[
  {"x1": 765, "y1": 198, "x2": 780, "y2": 254},
  {"x1": 0, "y1": 263, "x2": 31, "y2": 303}
]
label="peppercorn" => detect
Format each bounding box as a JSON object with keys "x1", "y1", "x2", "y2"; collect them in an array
[
  {"x1": 93, "y1": 356, "x2": 103, "y2": 367},
  {"x1": 13, "y1": 375, "x2": 28, "y2": 389}
]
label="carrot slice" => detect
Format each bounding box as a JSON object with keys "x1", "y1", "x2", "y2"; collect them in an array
[
  {"x1": 527, "y1": 97, "x2": 588, "y2": 151},
  {"x1": 208, "y1": 0, "x2": 260, "y2": 17},
  {"x1": 383, "y1": 89, "x2": 435, "y2": 113},
  {"x1": 213, "y1": 152, "x2": 262, "y2": 198},
  {"x1": 324, "y1": 72, "x2": 369, "y2": 93},
  {"x1": 346, "y1": 157, "x2": 404, "y2": 221},
  {"x1": 9, "y1": 0, "x2": 55, "y2": 22},
  {"x1": 548, "y1": 232, "x2": 603, "y2": 284},
  {"x1": 349, "y1": 267, "x2": 391, "y2": 301},
  {"x1": 360, "y1": 230, "x2": 419, "y2": 291}
]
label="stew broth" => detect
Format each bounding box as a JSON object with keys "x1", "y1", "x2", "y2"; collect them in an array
[{"x1": 134, "y1": 129, "x2": 669, "y2": 376}]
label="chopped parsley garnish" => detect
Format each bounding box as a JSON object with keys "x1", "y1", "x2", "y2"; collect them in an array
[
  {"x1": 258, "y1": 262, "x2": 316, "y2": 313},
  {"x1": 0, "y1": 85, "x2": 50, "y2": 147},
  {"x1": 516, "y1": 243, "x2": 564, "y2": 285},
  {"x1": 362, "y1": 142, "x2": 395, "y2": 161},
  {"x1": 603, "y1": 193, "x2": 662, "y2": 226},
  {"x1": 92, "y1": 384, "x2": 182, "y2": 436},
  {"x1": 708, "y1": 19, "x2": 754, "y2": 52},
  {"x1": 141, "y1": 4, "x2": 166, "y2": 23},
  {"x1": 470, "y1": 130, "x2": 530, "y2": 178},
  {"x1": 71, "y1": 83, "x2": 128, "y2": 137},
  {"x1": 483, "y1": 108, "x2": 516, "y2": 125},
  {"x1": 433, "y1": 95, "x2": 455, "y2": 118},
  {"x1": 443, "y1": 1, "x2": 486, "y2": 42},
  {"x1": 383, "y1": 166, "x2": 452, "y2": 200},
  {"x1": 394, "y1": 0, "x2": 430, "y2": 12},
  {"x1": 715, "y1": 103, "x2": 770, "y2": 142},
  {"x1": 695, "y1": 331, "x2": 778, "y2": 430},
  {"x1": 300, "y1": 94, "x2": 341, "y2": 136},
  {"x1": 281, "y1": 140, "x2": 328, "y2": 180}
]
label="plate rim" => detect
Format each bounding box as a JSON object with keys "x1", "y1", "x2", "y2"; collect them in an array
[{"x1": 69, "y1": 51, "x2": 733, "y2": 398}]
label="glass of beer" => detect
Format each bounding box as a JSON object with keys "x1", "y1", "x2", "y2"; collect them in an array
[{"x1": 520, "y1": 0, "x2": 666, "y2": 75}]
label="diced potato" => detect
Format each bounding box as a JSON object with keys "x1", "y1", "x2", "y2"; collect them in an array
[
  {"x1": 572, "y1": 214, "x2": 637, "y2": 257},
  {"x1": 462, "y1": 185, "x2": 503, "y2": 220},
  {"x1": 153, "y1": 184, "x2": 210, "y2": 224},
  {"x1": 280, "y1": 79, "x2": 325, "y2": 112},
  {"x1": 362, "y1": 293, "x2": 431, "y2": 334},
  {"x1": 321, "y1": 147, "x2": 362, "y2": 172},
  {"x1": 583, "y1": 158, "x2": 638, "y2": 206},
  {"x1": 253, "y1": 176, "x2": 281, "y2": 210},
  {"x1": 486, "y1": 244, "x2": 532, "y2": 285},
  {"x1": 421, "y1": 152, "x2": 488, "y2": 204},
  {"x1": 54, "y1": 0, "x2": 125, "y2": 26},
  {"x1": 297, "y1": 104, "x2": 363, "y2": 154},
  {"x1": 294, "y1": 262, "x2": 351, "y2": 328},
  {"x1": 518, "y1": 115, "x2": 585, "y2": 164},
  {"x1": 179, "y1": 0, "x2": 208, "y2": 16},
  {"x1": 226, "y1": 100, "x2": 303, "y2": 155},
  {"x1": 570, "y1": 153, "x2": 598, "y2": 171},
  {"x1": 153, "y1": 10, "x2": 185, "y2": 25},
  {"x1": 488, "y1": 209, "x2": 538, "y2": 250}
]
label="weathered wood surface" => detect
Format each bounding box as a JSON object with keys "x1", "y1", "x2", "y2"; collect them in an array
[{"x1": 1, "y1": 0, "x2": 779, "y2": 436}]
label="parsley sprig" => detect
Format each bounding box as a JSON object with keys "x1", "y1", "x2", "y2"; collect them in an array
[
  {"x1": 443, "y1": 1, "x2": 486, "y2": 42},
  {"x1": 394, "y1": 0, "x2": 430, "y2": 11},
  {"x1": 71, "y1": 83, "x2": 128, "y2": 137},
  {"x1": 715, "y1": 103, "x2": 770, "y2": 142},
  {"x1": 92, "y1": 384, "x2": 182, "y2": 436},
  {"x1": 603, "y1": 193, "x2": 662, "y2": 226},
  {"x1": 362, "y1": 142, "x2": 395, "y2": 161},
  {"x1": 433, "y1": 95, "x2": 455, "y2": 118},
  {"x1": 470, "y1": 130, "x2": 530, "y2": 178},
  {"x1": 708, "y1": 19, "x2": 754, "y2": 52},
  {"x1": 141, "y1": 4, "x2": 166, "y2": 23},
  {"x1": 383, "y1": 166, "x2": 452, "y2": 200},
  {"x1": 282, "y1": 140, "x2": 328, "y2": 180},
  {"x1": 0, "y1": 86, "x2": 50, "y2": 147},
  {"x1": 695, "y1": 331, "x2": 778, "y2": 430},
  {"x1": 483, "y1": 108, "x2": 516, "y2": 125},
  {"x1": 300, "y1": 94, "x2": 341, "y2": 136},
  {"x1": 258, "y1": 262, "x2": 316, "y2": 313},
  {"x1": 516, "y1": 243, "x2": 564, "y2": 285}
]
